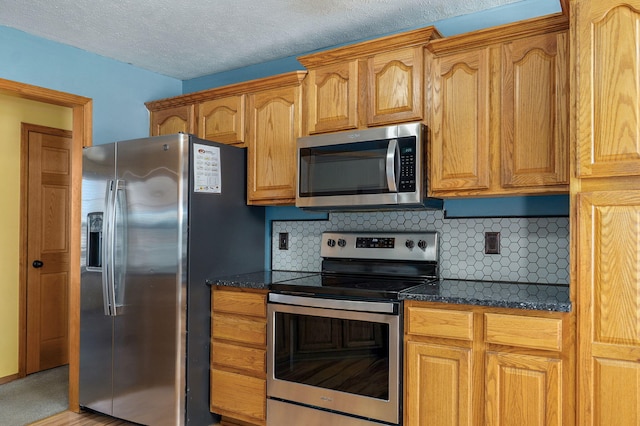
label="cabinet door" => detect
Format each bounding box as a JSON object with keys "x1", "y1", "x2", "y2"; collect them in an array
[
  {"x1": 305, "y1": 60, "x2": 359, "y2": 134},
  {"x1": 430, "y1": 48, "x2": 491, "y2": 193},
  {"x1": 149, "y1": 105, "x2": 195, "y2": 136},
  {"x1": 367, "y1": 46, "x2": 424, "y2": 126},
  {"x1": 576, "y1": 1, "x2": 640, "y2": 177},
  {"x1": 501, "y1": 32, "x2": 569, "y2": 189},
  {"x1": 578, "y1": 190, "x2": 640, "y2": 425},
  {"x1": 247, "y1": 85, "x2": 302, "y2": 204},
  {"x1": 485, "y1": 351, "x2": 562, "y2": 426},
  {"x1": 405, "y1": 341, "x2": 473, "y2": 426},
  {"x1": 198, "y1": 95, "x2": 245, "y2": 145}
]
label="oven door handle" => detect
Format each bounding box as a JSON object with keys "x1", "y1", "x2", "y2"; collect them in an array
[
  {"x1": 268, "y1": 293, "x2": 398, "y2": 314},
  {"x1": 385, "y1": 138, "x2": 399, "y2": 193}
]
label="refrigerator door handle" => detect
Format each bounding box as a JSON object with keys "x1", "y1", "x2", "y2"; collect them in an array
[
  {"x1": 112, "y1": 179, "x2": 126, "y2": 316},
  {"x1": 102, "y1": 180, "x2": 116, "y2": 316}
]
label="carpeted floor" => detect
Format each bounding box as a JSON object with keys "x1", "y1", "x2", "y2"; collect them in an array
[{"x1": 0, "y1": 366, "x2": 68, "y2": 426}]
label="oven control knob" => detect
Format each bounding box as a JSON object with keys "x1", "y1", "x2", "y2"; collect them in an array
[
  {"x1": 337, "y1": 238, "x2": 347, "y2": 247},
  {"x1": 405, "y1": 239, "x2": 415, "y2": 249},
  {"x1": 327, "y1": 239, "x2": 336, "y2": 247},
  {"x1": 418, "y1": 240, "x2": 428, "y2": 250}
]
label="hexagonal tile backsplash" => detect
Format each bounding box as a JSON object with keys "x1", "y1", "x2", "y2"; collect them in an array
[{"x1": 272, "y1": 210, "x2": 569, "y2": 285}]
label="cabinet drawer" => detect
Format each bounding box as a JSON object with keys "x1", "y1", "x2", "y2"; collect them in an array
[
  {"x1": 212, "y1": 341, "x2": 265, "y2": 375},
  {"x1": 212, "y1": 312, "x2": 266, "y2": 346},
  {"x1": 210, "y1": 368, "x2": 266, "y2": 421},
  {"x1": 406, "y1": 306, "x2": 474, "y2": 341},
  {"x1": 484, "y1": 313, "x2": 562, "y2": 351},
  {"x1": 213, "y1": 289, "x2": 267, "y2": 318}
]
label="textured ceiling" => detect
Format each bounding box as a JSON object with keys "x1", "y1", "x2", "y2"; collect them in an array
[{"x1": 0, "y1": 0, "x2": 527, "y2": 80}]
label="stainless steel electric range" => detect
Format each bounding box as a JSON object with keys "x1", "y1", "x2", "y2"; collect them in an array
[{"x1": 267, "y1": 231, "x2": 439, "y2": 426}]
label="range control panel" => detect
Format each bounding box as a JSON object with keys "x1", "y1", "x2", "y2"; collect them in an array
[
  {"x1": 355, "y1": 237, "x2": 395, "y2": 249},
  {"x1": 321, "y1": 232, "x2": 438, "y2": 262}
]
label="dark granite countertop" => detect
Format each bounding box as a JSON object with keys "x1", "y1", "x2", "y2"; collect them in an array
[
  {"x1": 206, "y1": 270, "x2": 318, "y2": 290},
  {"x1": 401, "y1": 279, "x2": 571, "y2": 312},
  {"x1": 207, "y1": 271, "x2": 571, "y2": 312}
]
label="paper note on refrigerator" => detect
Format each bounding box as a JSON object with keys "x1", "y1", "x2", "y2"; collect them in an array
[{"x1": 193, "y1": 143, "x2": 221, "y2": 193}]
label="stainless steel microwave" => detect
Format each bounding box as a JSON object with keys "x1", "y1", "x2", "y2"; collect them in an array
[{"x1": 296, "y1": 122, "x2": 442, "y2": 210}]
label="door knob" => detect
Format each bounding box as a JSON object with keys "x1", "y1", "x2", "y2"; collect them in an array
[{"x1": 32, "y1": 260, "x2": 43, "y2": 268}]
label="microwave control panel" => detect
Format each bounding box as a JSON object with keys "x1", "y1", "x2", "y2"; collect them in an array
[{"x1": 398, "y1": 137, "x2": 416, "y2": 192}]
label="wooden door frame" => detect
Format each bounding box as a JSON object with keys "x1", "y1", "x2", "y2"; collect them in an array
[{"x1": 2, "y1": 77, "x2": 92, "y2": 412}]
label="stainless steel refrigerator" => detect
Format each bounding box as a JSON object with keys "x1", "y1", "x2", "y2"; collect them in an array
[{"x1": 80, "y1": 134, "x2": 265, "y2": 425}]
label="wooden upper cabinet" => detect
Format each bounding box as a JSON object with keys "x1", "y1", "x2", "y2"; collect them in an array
[
  {"x1": 428, "y1": 14, "x2": 569, "y2": 197},
  {"x1": 149, "y1": 104, "x2": 195, "y2": 136},
  {"x1": 304, "y1": 60, "x2": 359, "y2": 134},
  {"x1": 198, "y1": 95, "x2": 245, "y2": 145},
  {"x1": 298, "y1": 26, "x2": 440, "y2": 134},
  {"x1": 247, "y1": 81, "x2": 303, "y2": 205},
  {"x1": 146, "y1": 71, "x2": 306, "y2": 206},
  {"x1": 430, "y1": 47, "x2": 491, "y2": 193},
  {"x1": 367, "y1": 46, "x2": 424, "y2": 126},
  {"x1": 576, "y1": 2, "x2": 640, "y2": 178},
  {"x1": 501, "y1": 32, "x2": 569, "y2": 189}
]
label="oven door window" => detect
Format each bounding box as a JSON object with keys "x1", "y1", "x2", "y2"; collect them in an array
[{"x1": 273, "y1": 311, "x2": 390, "y2": 399}]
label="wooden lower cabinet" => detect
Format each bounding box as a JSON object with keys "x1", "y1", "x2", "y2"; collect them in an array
[
  {"x1": 405, "y1": 341, "x2": 473, "y2": 426},
  {"x1": 404, "y1": 302, "x2": 574, "y2": 426},
  {"x1": 576, "y1": 190, "x2": 640, "y2": 425},
  {"x1": 485, "y1": 351, "x2": 562, "y2": 426},
  {"x1": 210, "y1": 287, "x2": 267, "y2": 426},
  {"x1": 211, "y1": 369, "x2": 266, "y2": 424}
]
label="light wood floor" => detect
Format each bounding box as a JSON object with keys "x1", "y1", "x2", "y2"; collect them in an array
[
  {"x1": 29, "y1": 411, "x2": 136, "y2": 425},
  {"x1": 30, "y1": 410, "x2": 223, "y2": 425}
]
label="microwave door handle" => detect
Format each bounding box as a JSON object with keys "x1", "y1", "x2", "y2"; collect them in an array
[{"x1": 386, "y1": 139, "x2": 399, "y2": 192}]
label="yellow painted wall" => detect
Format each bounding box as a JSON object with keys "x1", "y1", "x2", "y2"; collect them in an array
[{"x1": 0, "y1": 93, "x2": 72, "y2": 378}]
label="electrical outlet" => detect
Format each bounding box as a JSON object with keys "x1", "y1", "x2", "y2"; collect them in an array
[
  {"x1": 278, "y1": 232, "x2": 289, "y2": 250},
  {"x1": 484, "y1": 232, "x2": 500, "y2": 254}
]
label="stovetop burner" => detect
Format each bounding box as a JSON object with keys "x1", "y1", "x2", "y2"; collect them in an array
[{"x1": 271, "y1": 231, "x2": 439, "y2": 300}]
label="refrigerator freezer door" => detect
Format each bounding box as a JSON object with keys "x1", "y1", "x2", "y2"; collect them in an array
[
  {"x1": 111, "y1": 135, "x2": 187, "y2": 426},
  {"x1": 80, "y1": 143, "x2": 116, "y2": 415}
]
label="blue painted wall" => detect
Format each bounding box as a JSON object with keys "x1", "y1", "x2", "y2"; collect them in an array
[{"x1": 0, "y1": 26, "x2": 182, "y2": 145}]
